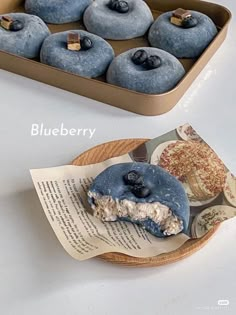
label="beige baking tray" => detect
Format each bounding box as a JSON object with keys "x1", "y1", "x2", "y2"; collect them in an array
[{"x1": 0, "y1": 0, "x2": 232, "y2": 116}]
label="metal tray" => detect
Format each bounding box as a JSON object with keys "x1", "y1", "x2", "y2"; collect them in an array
[{"x1": 0, "y1": 0, "x2": 232, "y2": 115}]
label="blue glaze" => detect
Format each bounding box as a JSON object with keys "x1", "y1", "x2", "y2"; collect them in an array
[
  {"x1": 148, "y1": 11, "x2": 218, "y2": 58},
  {"x1": 40, "y1": 30, "x2": 115, "y2": 78},
  {"x1": 25, "y1": 0, "x2": 92, "y2": 24},
  {"x1": 107, "y1": 47, "x2": 185, "y2": 94},
  {"x1": 0, "y1": 13, "x2": 50, "y2": 59},
  {"x1": 88, "y1": 162, "x2": 190, "y2": 238},
  {"x1": 83, "y1": 0, "x2": 154, "y2": 40}
]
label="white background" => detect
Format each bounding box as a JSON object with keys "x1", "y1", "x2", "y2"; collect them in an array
[{"x1": 0, "y1": 0, "x2": 235, "y2": 314}]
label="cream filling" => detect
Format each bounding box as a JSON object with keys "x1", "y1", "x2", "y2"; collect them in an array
[{"x1": 88, "y1": 192, "x2": 184, "y2": 236}]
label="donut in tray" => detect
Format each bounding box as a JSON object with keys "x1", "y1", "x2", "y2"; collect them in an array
[
  {"x1": 83, "y1": 0, "x2": 154, "y2": 40},
  {"x1": 106, "y1": 47, "x2": 185, "y2": 94},
  {"x1": 25, "y1": 0, "x2": 92, "y2": 24},
  {"x1": 0, "y1": 13, "x2": 50, "y2": 59},
  {"x1": 40, "y1": 30, "x2": 115, "y2": 78},
  {"x1": 88, "y1": 162, "x2": 190, "y2": 238},
  {"x1": 148, "y1": 9, "x2": 218, "y2": 58}
]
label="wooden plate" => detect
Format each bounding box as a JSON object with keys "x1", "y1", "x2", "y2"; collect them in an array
[{"x1": 72, "y1": 139, "x2": 219, "y2": 267}]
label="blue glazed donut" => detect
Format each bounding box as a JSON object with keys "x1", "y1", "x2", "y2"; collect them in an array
[
  {"x1": 88, "y1": 162, "x2": 190, "y2": 238},
  {"x1": 0, "y1": 13, "x2": 50, "y2": 59},
  {"x1": 40, "y1": 30, "x2": 115, "y2": 78},
  {"x1": 106, "y1": 47, "x2": 185, "y2": 94},
  {"x1": 25, "y1": 0, "x2": 92, "y2": 24},
  {"x1": 83, "y1": 0, "x2": 154, "y2": 40},
  {"x1": 148, "y1": 11, "x2": 218, "y2": 58}
]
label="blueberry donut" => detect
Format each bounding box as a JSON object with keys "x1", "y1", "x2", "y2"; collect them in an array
[
  {"x1": 40, "y1": 30, "x2": 115, "y2": 78},
  {"x1": 88, "y1": 163, "x2": 190, "y2": 238},
  {"x1": 25, "y1": 0, "x2": 92, "y2": 24},
  {"x1": 148, "y1": 10, "x2": 218, "y2": 58},
  {"x1": 107, "y1": 47, "x2": 185, "y2": 94},
  {"x1": 83, "y1": 0, "x2": 154, "y2": 40},
  {"x1": 0, "y1": 13, "x2": 50, "y2": 59}
]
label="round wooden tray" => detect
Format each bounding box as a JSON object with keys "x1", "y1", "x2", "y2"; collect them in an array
[{"x1": 72, "y1": 139, "x2": 219, "y2": 267}]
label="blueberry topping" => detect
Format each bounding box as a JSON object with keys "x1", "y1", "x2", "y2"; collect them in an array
[
  {"x1": 108, "y1": 0, "x2": 129, "y2": 14},
  {"x1": 145, "y1": 55, "x2": 162, "y2": 70},
  {"x1": 9, "y1": 20, "x2": 23, "y2": 32},
  {"x1": 132, "y1": 185, "x2": 150, "y2": 198},
  {"x1": 132, "y1": 49, "x2": 148, "y2": 65},
  {"x1": 81, "y1": 36, "x2": 93, "y2": 50},
  {"x1": 182, "y1": 16, "x2": 198, "y2": 29},
  {"x1": 108, "y1": 0, "x2": 118, "y2": 10},
  {"x1": 116, "y1": 1, "x2": 129, "y2": 13},
  {"x1": 123, "y1": 171, "x2": 144, "y2": 186}
]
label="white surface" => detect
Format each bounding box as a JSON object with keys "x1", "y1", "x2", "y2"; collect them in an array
[{"x1": 0, "y1": 0, "x2": 236, "y2": 314}]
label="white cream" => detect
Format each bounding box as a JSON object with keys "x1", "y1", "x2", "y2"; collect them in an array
[{"x1": 89, "y1": 192, "x2": 183, "y2": 236}]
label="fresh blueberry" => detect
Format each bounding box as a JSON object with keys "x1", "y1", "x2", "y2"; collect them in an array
[
  {"x1": 115, "y1": 1, "x2": 129, "y2": 13},
  {"x1": 81, "y1": 36, "x2": 93, "y2": 50},
  {"x1": 123, "y1": 171, "x2": 143, "y2": 186},
  {"x1": 9, "y1": 20, "x2": 24, "y2": 32},
  {"x1": 145, "y1": 55, "x2": 162, "y2": 70},
  {"x1": 108, "y1": 0, "x2": 119, "y2": 10},
  {"x1": 132, "y1": 49, "x2": 148, "y2": 65},
  {"x1": 182, "y1": 16, "x2": 198, "y2": 29},
  {"x1": 132, "y1": 185, "x2": 151, "y2": 198}
]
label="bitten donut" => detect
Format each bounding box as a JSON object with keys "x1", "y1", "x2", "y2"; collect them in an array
[
  {"x1": 0, "y1": 13, "x2": 50, "y2": 59},
  {"x1": 25, "y1": 0, "x2": 92, "y2": 24},
  {"x1": 40, "y1": 30, "x2": 115, "y2": 78},
  {"x1": 148, "y1": 9, "x2": 218, "y2": 58},
  {"x1": 106, "y1": 47, "x2": 185, "y2": 94},
  {"x1": 88, "y1": 162, "x2": 190, "y2": 238},
  {"x1": 83, "y1": 0, "x2": 154, "y2": 40}
]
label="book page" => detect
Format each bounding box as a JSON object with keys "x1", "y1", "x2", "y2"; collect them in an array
[{"x1": 30, "y1": 155, "x2": 189, "y2": 261}]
